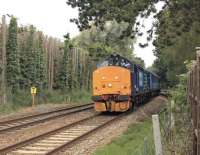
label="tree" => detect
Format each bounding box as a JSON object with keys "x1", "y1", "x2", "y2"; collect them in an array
[
  {"x1": 56, "y1": 34, "x2": 72, "y2": 90},
  {"x1": 67, "y1": 0, "x2": 158, "y2": 37},
  {"x1": 35, "y1": 32, "x2": 47, "y2": 89},
  {"x1": 153, "y1": 0, "x2": 200, "y2": 86},
  {"x1": 20, "y1": 25, "x2": 36, "y2": 88},
  {"x1": 6, "y1": 16, "x2": 20, "y2": 91},
  {"x1": 132, "y1": 56, "x2": 145, "y2": 68},
  {"x1": 73, "y1": 21, "x2": 135, "y2": 59},
  {"x1": 67, "y1": 0, "x2": 200, "y2": 86}
]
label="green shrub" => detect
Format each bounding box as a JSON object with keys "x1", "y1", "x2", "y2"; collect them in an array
[{"x1": 169, "y1": 74, "x2": 188, "y2": 112}]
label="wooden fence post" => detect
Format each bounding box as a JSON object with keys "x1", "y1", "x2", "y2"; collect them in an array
[
  {"x1": 152, "y1": 114, "x2": 163, "y2": 155},
  {"x1": 189, "y1": 47, "x2": 200, "y2": 155},
  {"x1": 196, "y1": 47, "x2": 200, "y2": 155}
]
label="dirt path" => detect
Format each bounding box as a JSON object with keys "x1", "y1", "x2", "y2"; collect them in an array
[{"x1": 61, "y1": 96, "x2": 168, "y2": 155}]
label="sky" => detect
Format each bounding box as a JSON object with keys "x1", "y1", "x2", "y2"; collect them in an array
[
  {"x1": 0, "y1": 0, "x2": 79, "y2": 39},
  {"x1": 0, "y1": 0, "x2": 164, "y2": 67},
  {"x1": 133, "y1": 1, "x2": 165, "y2": 67}
]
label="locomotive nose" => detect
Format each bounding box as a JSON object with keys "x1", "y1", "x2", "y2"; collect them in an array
[{"x1": 92, "y1": 66, "x2": 131, "y2": 96}]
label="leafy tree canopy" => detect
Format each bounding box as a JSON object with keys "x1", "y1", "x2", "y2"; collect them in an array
[
  {"x1": 73, "y1": 20, "x2": 145, "y2": 66},
  {"x1": 67, "y1": 0, "x2": 200, "y2": 86},
  {"x1": 67, "y1": 0, "x2": 161, "y2": 38},
  {"x1": 153, "y1": 0, "x2": 200, "y2": 86}
]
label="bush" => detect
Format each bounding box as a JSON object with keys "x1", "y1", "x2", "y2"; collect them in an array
[{"x1": 170, "y1": 74, "x2": 187, "y2": 111}]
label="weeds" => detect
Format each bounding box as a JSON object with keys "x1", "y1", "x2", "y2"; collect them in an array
[
  {"x1": 160, "y1": 73, "x2": 192, "y2": 155},
  {"x1": 94, "y1": 119, "x2": 155, "y2": 155},
  {"x1": 0, "y1": 89, "x2": 91, "y2": 115}
]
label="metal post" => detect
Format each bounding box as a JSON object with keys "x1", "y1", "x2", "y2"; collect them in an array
[{"x1": 32, "y1": 94, "x2": 35, "y2": 107}]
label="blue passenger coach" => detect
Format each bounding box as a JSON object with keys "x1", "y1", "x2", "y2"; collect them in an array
[{"x1": 131, "y1": 63, "x2": 160, "y2": 105}]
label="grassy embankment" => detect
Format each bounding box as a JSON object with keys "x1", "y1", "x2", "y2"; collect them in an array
[
  {"x1": 0, "y1": 89, "x2": 91, "y2": 114},
  {"x1": 94, "y1": 118, "x2": 155, "y2": 155}
]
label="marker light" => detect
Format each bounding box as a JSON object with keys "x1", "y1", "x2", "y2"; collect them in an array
[
  {"x1": 108, "y1": 83, "x2": 112, "y2": 87},
  {"x1": 114, "y1": 76, "x2": 119, "y2": 79}
]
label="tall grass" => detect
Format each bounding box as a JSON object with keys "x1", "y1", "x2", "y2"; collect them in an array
[
  {"x1": 94, "y1": 119, "x2": 154, "y2": 155},
  {"x1": 0, "y1": 89, "x2": 91, "y2": 115}
]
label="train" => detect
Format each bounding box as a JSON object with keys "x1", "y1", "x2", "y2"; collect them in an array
[{"x1": 92, "y1": 54, "x2": 160, "y2": 112}]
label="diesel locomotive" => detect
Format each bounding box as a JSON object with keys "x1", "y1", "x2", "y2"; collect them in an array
[{"x1": 92, "y1": 54, "x2": 160, "y2": 112}]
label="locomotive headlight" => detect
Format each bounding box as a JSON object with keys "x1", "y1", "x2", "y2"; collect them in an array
[
  {"x1": 114, "y1": 76, "x2": 119, "y2": 79},
  {"x1": 108, "y1": 83, "x2": 112, "y2": 87}
]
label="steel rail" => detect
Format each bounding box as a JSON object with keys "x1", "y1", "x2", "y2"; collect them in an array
[
  {"x1": 0, "y1": 114, "x2": 99, "y2": 155},
  {"x1": 47, "y1": 113, "x2": 127, "y2": 155},
  {"x1": 0, "y1": 112, "x2": 128, "y2": 155},
  {"x1": 0, "y1": 103, "x2": 93, "y2": 125},
  {"x1": 0, "y1": 103, "x2": 93, "y2": 133}
]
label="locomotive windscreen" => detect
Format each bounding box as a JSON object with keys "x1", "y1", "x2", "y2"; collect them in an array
[{"x1": 97, "y1": 55, "x2": 131, "y2": 69}]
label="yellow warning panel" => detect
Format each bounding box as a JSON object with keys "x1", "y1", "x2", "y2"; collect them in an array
[{"x1": 31, "y1": 87, "x2": 37, "y2": 95}]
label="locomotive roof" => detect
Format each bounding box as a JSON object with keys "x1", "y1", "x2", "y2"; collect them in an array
[{"x1": 101, "y1": 54, "x2": 160, "y2": 78}]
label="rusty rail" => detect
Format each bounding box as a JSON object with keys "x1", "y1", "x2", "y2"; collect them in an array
[
  {"x1": 0, "y1": 113, "x2": 127, "y2": 155},
  {"x1": 0, "y1": 114, "x2": 99, "y2": 155},
  {"x1": 187, "y1": 47, "x2": 200, "y2": 155},
  {"x1": 0, "y1": 103, "x2": 93, "y2": 133},
  {"x1": 47, "y1": 113, "x2": 126, "y2": 155}
]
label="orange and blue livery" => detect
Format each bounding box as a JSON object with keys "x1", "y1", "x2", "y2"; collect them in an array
[{"x1": 92, "y1": 54, "x2": 160, "y2": 112}]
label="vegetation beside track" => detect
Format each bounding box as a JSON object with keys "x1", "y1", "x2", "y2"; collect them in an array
[
  {"x1": 159, "y1": 72, "x2": 192, "y2": 154},
  {"x1": 94, "y1": 118, "x2": 154, "y2": 155},
  {"x1": 0, "y1": 89, "x2": 91, "y2": 114}
]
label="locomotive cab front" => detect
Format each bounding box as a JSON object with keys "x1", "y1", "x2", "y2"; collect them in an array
[{"x1": 92, "y1": 55, "x2": 133, "y2": 112}]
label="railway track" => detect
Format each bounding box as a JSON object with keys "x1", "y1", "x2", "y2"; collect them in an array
[
  {"x1": 0, "y1": 113, "x2": 126, "y2": 155},
  {"x1": 0, "y1": 103, "x2": 93, "y2": 134}
]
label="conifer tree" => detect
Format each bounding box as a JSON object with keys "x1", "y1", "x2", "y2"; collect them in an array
[
  {"x1": 66, "y1": 35, "x2": 73, "y2": 91},
  {"x1": 6, "y1": 17, "x2": 20, "y2": 91},
  {"x1": 57, "y1": 33, "x2": 71, "y2": 89},
  {"x1": 20, "y1": 25, "x2": 35, "y2": 88},
  {"x1": 35, "y1": 32, "x2": 47, "y2": 89}
]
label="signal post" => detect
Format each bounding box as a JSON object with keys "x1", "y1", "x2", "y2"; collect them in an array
[{"x1": 31, "y1": 87, "x2": 37, "y2": 107}]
